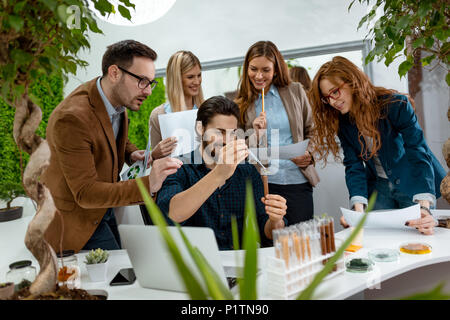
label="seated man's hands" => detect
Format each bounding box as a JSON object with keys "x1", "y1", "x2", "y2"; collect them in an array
[
  {"x1": 261, "y1": 194, "x2": 287, "y2": 224},
  {"x1": 149, "y1": 157, "x2": 183, "y2": 194},
  {"x1": 151, "y1": 137, "x2": 177, "y2": 160},
  {"x1": 214, "y1": 139, "x2": 248, "y2": 181}
]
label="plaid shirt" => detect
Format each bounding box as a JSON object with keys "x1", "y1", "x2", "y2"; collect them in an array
[{"x1": 156, "y1": 150, "x2": 275, "y2": 250}]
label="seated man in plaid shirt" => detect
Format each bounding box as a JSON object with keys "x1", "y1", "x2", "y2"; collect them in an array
[{"x1": 156, "y1": 96, "x2": 287, "y2": 250}]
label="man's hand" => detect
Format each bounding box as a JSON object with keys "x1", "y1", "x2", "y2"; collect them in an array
[
  {"x1": 213, "y1": 139, "x2": 248, "y2": 181},
  {"x1": 130, "y1": 150, "x2": 145, "y2": 163},
  {"x1": 406, "y1": 209, "x2": 437, "y2": 235},
  {"x1": 149, "y1": 157, "x2": 183, "y2": 194},
  {"x1": 290, "y1": 151, "x2": 312, "y2": 168},
  {"x1": 152, "y1": 137, "x2": 177, "y2": 160},
  {"x1": 262, "y1": 194, "x2": 287, "y2": 224}
]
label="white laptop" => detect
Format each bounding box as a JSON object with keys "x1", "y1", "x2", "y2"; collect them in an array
[{"x1": 118, "y1": 224, "x2": 231, "y2": 293}]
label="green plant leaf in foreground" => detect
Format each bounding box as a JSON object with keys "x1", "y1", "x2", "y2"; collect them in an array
[
  {"x1": 177, "y1": 225, "x2": 234, "y2": 300},
  {"x1": 239, "y1": 180, "x2": 260, "y2": 300},
  {"x1": 297, "y1": 192, "x2": 377, "y2": 300},
  {"x1": 400, "y1": 282, "x2": 450, "y2": 300},
  {"x1": 231, "y1": 215, "x2": 240, "y2": 251},
  {"x1": 136, "y1": 179, "x2": 207, "y2": 299}
]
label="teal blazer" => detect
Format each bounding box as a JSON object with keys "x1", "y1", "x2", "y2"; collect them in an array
[{"x1": 337, "y1": 94, "x2": 445, "y2": 203}]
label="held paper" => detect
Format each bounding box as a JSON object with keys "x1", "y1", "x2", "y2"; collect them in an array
[{"x1": 340, "y1": 204, "x2": 421, "y2": 229}]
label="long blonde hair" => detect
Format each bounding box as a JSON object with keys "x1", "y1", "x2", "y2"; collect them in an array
[
  {"x1": 166, "y1": 51, "x2": 205, "y2": 112},
  {"x1": 235, "y1": 41, "x2": 291, "y2": 125},
  {"x1": 309, "y1": 56, "x2": 413, "y2": 164}
]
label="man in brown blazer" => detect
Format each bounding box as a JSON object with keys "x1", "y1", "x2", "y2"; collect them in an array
[{"x1": 43, "y1": 40, "x2": 182, "y2": 253}]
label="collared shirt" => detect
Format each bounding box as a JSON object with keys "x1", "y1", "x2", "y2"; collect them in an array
[
  {"x1": 156, "y1": 149, "x2": 285, "y2": 250},
  {"x1": 96, "y1": 77, "x2": 126, "y2": 139},
  {"x1": 254, "y1": 84, "x2": 307, "y2": 185}
]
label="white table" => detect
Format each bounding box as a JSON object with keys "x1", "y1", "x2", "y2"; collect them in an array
[{"x1": 1, "y1": 216, "x2": 450, "y2": 300}]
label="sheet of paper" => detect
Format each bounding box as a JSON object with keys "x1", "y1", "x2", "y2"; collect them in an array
[
  {"x1": 159, "y1": 109, "x2": 199, "y2": 157},
  {"x1": 121, "y1": 160, "x2": 144, "y2": 181},
  {"x1": 141, "y1": 130, "x2": 152, "y2": 177},
  {"x1": 249, "y1": 139, "x2": 309, "y2": 161},
  {"x1": 340, "y1": 204, "x2": 421, "y2": 229}
]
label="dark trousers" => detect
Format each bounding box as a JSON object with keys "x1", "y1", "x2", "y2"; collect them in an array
[
  {"x1": 268, "y1": 182, "x2": 314, "y2": 225},
  {"x1": 82, "y1": 208, "x2": 122, "y2": 251}
]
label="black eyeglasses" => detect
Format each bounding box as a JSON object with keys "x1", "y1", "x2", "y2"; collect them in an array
[{"x1": 117, "y1": 66, "x2": 158, "y2": 90}]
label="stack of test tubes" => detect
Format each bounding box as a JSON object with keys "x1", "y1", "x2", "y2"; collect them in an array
[{"x1": 263, "y1": 216, "x2": 345, "y2": 300}]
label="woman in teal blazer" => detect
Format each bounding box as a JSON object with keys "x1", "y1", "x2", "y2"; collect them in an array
[{"x1": 308, "y1": 56, "x2": 445, "y2": 235}]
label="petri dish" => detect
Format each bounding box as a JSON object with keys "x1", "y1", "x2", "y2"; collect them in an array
[
  {"x1": 345, "y1": 258, "x2": 374, "y2": 273},
  {"x1": 399, "y1": 242, "x2": 432, "y2": 255},
  {"x1": 368, "y1": 249, "x2": 399, "y2": 262}
]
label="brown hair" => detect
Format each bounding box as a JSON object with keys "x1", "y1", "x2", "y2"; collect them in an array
[
  {"x1": 290, "y1": 66, "x2": 312, "y2": 91},
  {"x1": 309, "y1": 56, "x2": 413, "y2": 164},
  {"x1": 102, "y1": 40, "x2": 157, "y2": 76},
  {"x1": 235, "y1": 41, "x2": 291, "y2": 124}
]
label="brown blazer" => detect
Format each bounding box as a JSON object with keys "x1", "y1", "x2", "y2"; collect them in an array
[
  {"x1": 43, "y1": 78, "x2": 150, "y2": 253},
  {"x1": 242, "y1": 82, "x2": 320, "y2": 186}
]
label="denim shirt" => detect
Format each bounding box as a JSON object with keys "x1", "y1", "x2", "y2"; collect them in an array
[{"x1": 254, "y1": 85, "x2": 307, "y2": 185}]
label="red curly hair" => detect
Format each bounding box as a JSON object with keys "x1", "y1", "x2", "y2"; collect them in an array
[{"x1": 309, "y1": 56, "x2": 413, "y2": 164}]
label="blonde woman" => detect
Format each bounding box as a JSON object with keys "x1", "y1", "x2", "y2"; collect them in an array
[{"x1": 149, "y1": 50, "x2": 205, "y2": 159}]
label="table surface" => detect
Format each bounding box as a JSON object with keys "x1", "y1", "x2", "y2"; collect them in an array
[{"x1": 1, "y1": 215, "x2": 450, "y2": 300}]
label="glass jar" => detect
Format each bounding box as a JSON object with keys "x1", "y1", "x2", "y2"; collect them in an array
[
  {"x1": 6, "y1": 260, "x2": 36, "y2": 290},
  {"x1": 56, "y1": 250, "x2": 81, "y2": 289}
]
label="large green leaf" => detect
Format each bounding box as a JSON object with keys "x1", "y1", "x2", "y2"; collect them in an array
[
  {"x1": 297, "y1": 192, "x2": 377, "y2": 300},
  {"x1": 231, "y1": 215, "x2": 240, "y2": 250},
  {"x1": 177, "y1": 225, "x2": 234, "y2": 300},
  {"x1": 7, "y1": 15, "x2": 24, "y2": 31},
  {"x1": 398, "y1": 59, "x2": 414, "y2": 78},
  {"x1": 239, "y1": 180, "x2": 259, "y2": 300},
  {"x1": 136, "y1": 179, "x2": 208, "y2": 300},
  {"x1": 400, "y1": 282, "x2": 450, "y2": 300}
]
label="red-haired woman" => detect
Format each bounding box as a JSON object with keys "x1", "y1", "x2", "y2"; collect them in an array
[
  {"x1": 309, "y1": 56, "x2": 445, "y2": 235},
  {"x1": 235, "y1": 41, "x2": 319, "y2": 225}
]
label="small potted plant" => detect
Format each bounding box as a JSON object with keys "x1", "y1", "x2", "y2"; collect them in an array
[
  {"x1": 0, "y1": 282, "x2": 15, "y2": 300},
  {"x1": 84, "y1": 249, "x2": 109, "y2": 282}
]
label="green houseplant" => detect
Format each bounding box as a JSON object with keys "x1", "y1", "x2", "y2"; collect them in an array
[
  {"x1": 349, "y1": 0, "x2": 450, "y2": 205},
  {"x1": 349, "y1": 0, "x2": 449, "y2": 83},
  {"x1": 0, "y1": 75, "x2": 63, "y2": 222},
  {"x1": 84, "y1": 248, "x2": 109, "y2": 282},
  {"x1": 0, "y1": 0, "x2": 135, "y2": 296}
]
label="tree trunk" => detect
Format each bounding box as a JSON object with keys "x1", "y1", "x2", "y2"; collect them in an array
[{"x1": 13, "y1": 94, "x2": 58, "y2": 295}]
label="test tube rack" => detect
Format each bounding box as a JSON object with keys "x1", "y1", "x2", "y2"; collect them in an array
[{"x1": 263, "y1": 251, "x2": 345, "y2": 300}]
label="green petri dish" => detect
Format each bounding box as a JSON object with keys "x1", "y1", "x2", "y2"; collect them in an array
[
  {"x1": 368, "y1": 249, "x2": 399, "y2": 262},
  {"x1": 345, "y1": 258, "x2": 374, "y2": 273}
]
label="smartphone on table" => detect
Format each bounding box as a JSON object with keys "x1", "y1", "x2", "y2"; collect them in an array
[{"x1": 109, "y1": 268, "x2": 136, "y2": 286}]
